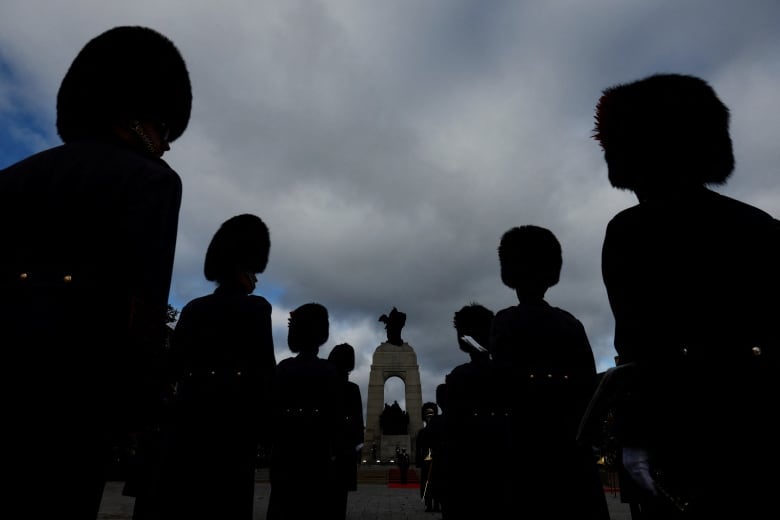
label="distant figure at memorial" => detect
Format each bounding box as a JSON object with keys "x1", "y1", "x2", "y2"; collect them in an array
[
  {"x1": 397, "y1": 448, "x2": 411, "y2": 484},
  {"x1": 379, "y1": 307, "x2": 406, "y2": 346},
  {"x1": 379, "y1": 400, "x2": 409, "y2": 435},
  {"x1": 416, "y1": 401, "x2": 442, "y2": 513}
]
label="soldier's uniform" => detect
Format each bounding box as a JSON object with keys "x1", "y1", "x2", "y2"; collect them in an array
[
  {"x1": 595, "y1": 73, "x2": 780, "y2": 519},
  {"x1": 0, "y1": 26, "x2": 190, "y2": 518}
]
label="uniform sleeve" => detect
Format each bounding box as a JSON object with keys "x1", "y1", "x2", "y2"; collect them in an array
[
  {"x1": 602, "y1": 216, "x2": 638, "y2": 363},
  {"x1": 144, "y1": 167, "x2": 181, "y2": 303},
  {"x1": 126, "y1": 165, "x2": 182, "y2": 345},
  {"x1": 253, "y1": 298, "x2": 277, "y2": 448},
  {"x1": 348, "y1": 383, "x2": 365, "y2": 449}
]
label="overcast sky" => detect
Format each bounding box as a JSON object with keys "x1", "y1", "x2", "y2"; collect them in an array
[{"x1": 2, "y1": 0, "x2": 778, "y2": 413}]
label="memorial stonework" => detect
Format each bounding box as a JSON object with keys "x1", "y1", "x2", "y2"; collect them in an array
[{"x1": 364, "y1": 308, "x2": 424, "y2": 463}]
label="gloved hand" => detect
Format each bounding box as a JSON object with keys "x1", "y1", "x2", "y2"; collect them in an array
[{"x1": 622, "y1": 446, "x2": 658, "y2": 496}]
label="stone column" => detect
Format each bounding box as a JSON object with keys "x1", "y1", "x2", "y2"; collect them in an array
[{"x1": 363, "y1": 341, "x2": 424, "y2": 463}]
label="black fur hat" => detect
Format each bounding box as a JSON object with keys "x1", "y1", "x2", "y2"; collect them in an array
[
  {"x1": 204, "y1": 214, "x2": 270, "y2": 283},
  {"x1": 593, "y1": 73, "x2": 734, "y2": 192},
  {"x1": 288, "y1": 302, "x2": 329, "y2": 354},
  {"x1": 421, "y1": 401, "x2": 439, "y2": 421},
  {"x1": 57, "y1": 26, "x2": 192, "y2": 143},
  {"x1": 453, "y1": 302, "x2": 494, "y2": 354},
  {"x1": 328, "y1": 342, "x2": 356, "y2": 373},
  {"x1": 498, "y1": 225, "x2": 562, "y2": 291}
]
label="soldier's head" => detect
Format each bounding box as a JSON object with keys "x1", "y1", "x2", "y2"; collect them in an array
[
  {"x1": 328, "y1": 343, "x2": 356, "y2": 374},
  {"x1": 498, "y1": 225, "x2": 562, "y2": 301},
  {"x1": 204, "y1": 214, "x2": 270, "y2": 292},
  {"x1": 57, "y1": 26, "x2": 192, "y2": 157},
  {"x1": 288, "y1": 302, "x2": 329, "y2": 354},
  {"x1": 593, "y1": 73, "x2": 734, "y2": 199},
  {"x1": 453, "y1": 302, "x2": 494, "y2": 357},
  {"x1": 421, "y1": 402, "x2": 438, "y2": 423}
]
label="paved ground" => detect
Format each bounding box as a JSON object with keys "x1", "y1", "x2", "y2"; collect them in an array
[{"x1": 98, "y1": 479, "x2": 632, "y2": 520}]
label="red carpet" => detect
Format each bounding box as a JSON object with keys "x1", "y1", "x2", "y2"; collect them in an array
[
  {"x1": 387, "y1": 467, "x2": 420, "y2": 488},
  {"x1": 388, "y1": 482, "x2": 420, "y2": 489}
]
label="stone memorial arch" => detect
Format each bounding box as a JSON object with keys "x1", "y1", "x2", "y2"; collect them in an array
[{"x1": 364, "y1": 308, "x2": 424, "y2": 463}]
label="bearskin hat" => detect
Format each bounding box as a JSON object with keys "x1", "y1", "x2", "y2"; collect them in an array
[
  {"x1": 56, "y1": 26, "x2": 192, "y2": 143},
  {"x1": 328, "y1": 343, "x2": 356, "y2": 373},
  {"x1": 593, "y1": 73, "x2": 734, "y2": 192},
  {"x1": 421, "y1": 401, "x2": 439, "y2": 421},
  {"x1": 498, "y1": 225, "x2": 562, "y2": 291},
  {"x1": 204, "y1": 214, "x2": 270, "y2": 283},
  {"x1": 453, "y1": 302, "x2": 494, "y2": 354},
  {"x1": 287, "y1": 302, "x2": 329, "y2": 353}
]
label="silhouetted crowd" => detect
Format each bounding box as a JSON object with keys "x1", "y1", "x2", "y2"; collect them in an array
[{"x1": 1, "y1": 25, "x2": 778, "y2": 520}]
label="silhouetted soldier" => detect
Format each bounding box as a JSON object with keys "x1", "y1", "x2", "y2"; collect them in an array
[
  {"x1": 416, "y1": 402, "x2": 440, "y2": 511},
  {"x1": 158, "y1": 214, "x2": 276, "y2": 520},
  {"x1": 267, "y1": 303, "x2": 342, "y2": 520},
  {"x1": 426, "y1": 384, "x2": 449, "y2": 515},
  {"x1": 0, "y1": 26, "x2": 191, "y2": 519},
  {"x1": 490, "y1": 225, "x2": 610, "y2": 520},
  {"x1": 444, "y1": 303, "x2": 508, "y2": 520},
  {"x1": 398, "y1": 448, "x2": 411, "y2": 484},
  {"x1": 326, "y1": 343, "x2": 364, "y2": 520},
  {"x1": 594, "y1": 73, "x2": 780, "y2": 520}
]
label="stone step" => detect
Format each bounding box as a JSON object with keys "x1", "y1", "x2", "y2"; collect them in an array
[{"x1": 358, "y1": 466, "x2": 390, "y2": 484}]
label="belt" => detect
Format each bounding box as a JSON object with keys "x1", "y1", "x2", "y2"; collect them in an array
[{"x1": 673, "y1": 343, "x2": 773, "y2": 363}]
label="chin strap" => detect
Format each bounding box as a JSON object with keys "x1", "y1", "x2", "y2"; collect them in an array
[{"x1": 130, "y1": 120, "x2": 160, "y2": 156}]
